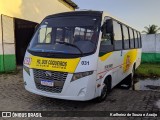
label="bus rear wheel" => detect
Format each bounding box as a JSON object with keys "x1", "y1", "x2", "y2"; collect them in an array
[
  {"x1": 125, "y1": 66, "x2": 135, "y2": 90},
  {"x1": 130, "y1": 66, "x2": 135, "y2": 90},
  {"x1": 118, "y1": 67, "x2": 135, "y2": 90}
]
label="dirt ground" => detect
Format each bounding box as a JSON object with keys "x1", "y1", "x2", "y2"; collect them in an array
[{"x1": 0, "y1": 70, "x2": 160, "y2": 120}]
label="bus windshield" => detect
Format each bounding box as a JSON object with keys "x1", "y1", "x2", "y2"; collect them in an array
[{"x1": 28, "y1": 16, "x2": 101, "y2": 57}]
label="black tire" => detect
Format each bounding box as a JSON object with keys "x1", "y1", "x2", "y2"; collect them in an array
[
  {"x1": 118, "y1": 65, "x2": 135, "y2": 90},
  {"x1": 95, "y1": 78, "x2": 111, "y2": 102},
  {"x1": 127, "y1": 74, "x2": 134, "y2": 89},
  {"x1": 127, "y1": 64, "x2": 135, "y2": 90},
  {"x1": 131, "y1": 65, "x2": 136, "y2": 90}
]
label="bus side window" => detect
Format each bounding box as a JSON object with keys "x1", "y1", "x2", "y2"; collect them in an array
[
  {"x1": 113, "y1": 20, "x2": 123, "y2": 50},
  {"x1": 137, "y1": 31, "x2": 139, "y2": 48},
  {"x1": 129, "y1": 28, "x2": 134, "y2": 49},
  {"x1": 134, "y1": 30, "x2": 138, "y2": 48},
  {"x1": 137, "y1": 31, "x2": 141, "y2": 48},
  {"x1": 139, "y1": 32, "x2": 142, "y2": 48},
  {"x1": 122, "y1": 25, "x2": 129, "y2": 49},
  {"x1": 99, "y1": 17, "x2": 114, "y2": 54}
]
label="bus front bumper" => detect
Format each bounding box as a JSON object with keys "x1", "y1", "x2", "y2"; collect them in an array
[
  {"x1": 23, "y1": 69, "x2": 97, "y2": 101},
  {"x1": 25, "y1": 86, "x2": 92, "y2": 101}
]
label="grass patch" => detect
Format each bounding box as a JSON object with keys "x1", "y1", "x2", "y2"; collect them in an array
[{"x1": 135, "y1": 63, "x2": 160, "y2": 78}]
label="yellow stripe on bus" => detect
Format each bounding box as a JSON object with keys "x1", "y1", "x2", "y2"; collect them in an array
[{"x1": 99, "y1": 52, "x2": 113, "y2": 61}]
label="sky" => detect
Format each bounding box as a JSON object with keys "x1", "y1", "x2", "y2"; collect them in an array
[{"x1": 72, "y1": 0, "x2": 160, "y2": 32}]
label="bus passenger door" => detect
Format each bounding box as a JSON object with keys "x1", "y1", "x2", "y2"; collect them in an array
[
  {"x1": 119, "y1": 49, "x2": 125, "y2": 80},
  {"x1": 98, "y1": 17, "x2": 117, "y2": 87},
  {"x1": 112, "y1": 20, "x2": 124, "y2": 84},
  {"x1": 120, "y1": 25, "x2": 131, "y2": 80}
]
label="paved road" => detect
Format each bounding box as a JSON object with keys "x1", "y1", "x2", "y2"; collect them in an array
[{"x1": 0, "y1": 70, "x2": 160, "y2": 120}]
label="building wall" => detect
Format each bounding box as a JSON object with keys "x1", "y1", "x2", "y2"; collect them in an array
[
  {"x1": 142, "y1": 34, "x2": 160, "y2": 63},
  {"x1": 0, "y1": 0, "x2": 75, "y2": 72},
  {"x1": 0, "y1": 0, "x2": 74, "y2": 23},
  {"x1": 1, "y1": 15, "x2": 16, "y2": 72},
  {"x1": 0, "y1": 15, "x2": 4, "y2": 72}
]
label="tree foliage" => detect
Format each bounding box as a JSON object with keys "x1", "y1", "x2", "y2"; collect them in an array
[{"x1": 142, "y1": 25, "x2": 160, "y2": 34}]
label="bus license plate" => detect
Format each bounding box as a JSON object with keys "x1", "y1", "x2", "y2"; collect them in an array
[{"x1": 41, "y1": 80, "x2": 54, "y2": 87}]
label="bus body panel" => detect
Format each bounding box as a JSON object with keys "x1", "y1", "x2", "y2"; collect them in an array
[{"x1": 97, "y1": 48, "x2": 142, "y2": 91}]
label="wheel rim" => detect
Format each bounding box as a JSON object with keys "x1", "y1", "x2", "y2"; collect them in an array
[{"x1": 101, "y1": 85, "x2": 107, "y2": 99}]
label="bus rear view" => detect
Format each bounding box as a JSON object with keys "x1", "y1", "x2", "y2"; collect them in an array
[{"x1": 23, "y1": 11, "x2": 142, "y2": 101}]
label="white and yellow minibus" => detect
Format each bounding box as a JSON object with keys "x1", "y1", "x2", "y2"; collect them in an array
[{"x1": 23, "y1": 11, "x2": 142, "y2": 101}]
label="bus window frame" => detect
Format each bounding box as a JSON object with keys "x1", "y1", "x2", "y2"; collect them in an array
[
  {"x1": 139, "y1": 32, "x2": 142, "y2": 48},
  {"x1": 101, "y1": 16, "x2": 141, "y2": 52},
  {"x1": 136, "y1": 31, "x2": 140, "y2": 48},
  {"x1": 136, "y1": 31, "x2": 139, "y2": 48},
  {"x1": 128, "y1": 27, "x2": 131, "y2": 49},
  {"x1": 99, "y1": 16, "x2": 114, "y2": 54},
  {"x1": 133, "y1": 30, "x2": 139, "y2": 48},
  {"x1": 129, "y1": 28, "x2": 135, "y2": 49},
  {"x1": 122, "y1": 24, "x2": 130, "y2": 50},
  {"x1": 112, "y1": 20, "x2": 123, "y2": 51}
]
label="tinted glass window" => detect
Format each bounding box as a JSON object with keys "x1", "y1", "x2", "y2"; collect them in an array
[
  {"x1": 122, "y1": 25, "x2": 129, "y2": 49},
  {"x1": 100, "y1": 17, "x2": 113, "y2": 55},
  {"x1": 137, "y1": 31, "x2": 140, "y2": 48},
  {"x1": 113, "y1": 21, "x2": 122, "y2": 50},
  {"x1": 129, "y1": 28, "x2": 134, "y2": 48},
  {"x1": 101, "y1": 18, "x2": 113, "y2": 45},
  {"x1": 139, "y1": 32, "x2": 142, "y2": 48},
  {"x1": 28, "y1": 16, "x2": 101, "y2": 55},
  {"x1": 134, "y1": 31, "x2": 138, "y2": 48},
  {"x1": 39, "y1": 27, "x2": 52, "y2": 43}
]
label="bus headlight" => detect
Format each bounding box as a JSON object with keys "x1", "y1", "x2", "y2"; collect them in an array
[
  {"x1": 23, "y1": 65, "x2": 30, "y2": 76},
  {"x1": 71, "y1": 71, "x2": 94, "y2": 82}
]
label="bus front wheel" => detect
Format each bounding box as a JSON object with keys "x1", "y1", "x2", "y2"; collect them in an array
[{"x1": 96, "y1": 77, "x2": 111, "y2": 102}]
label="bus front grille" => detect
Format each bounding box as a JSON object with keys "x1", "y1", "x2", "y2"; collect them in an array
[{"x1": 33, "y1": 69, "x2": 68, "y2": 93}]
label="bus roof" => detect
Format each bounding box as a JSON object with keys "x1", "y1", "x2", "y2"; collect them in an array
[
  {"x1": 46, "y1": 11, "x2": 103, "y2": 19},
  {"x1": 45, "y1": 10, "x2": 140, "y2": 33}
]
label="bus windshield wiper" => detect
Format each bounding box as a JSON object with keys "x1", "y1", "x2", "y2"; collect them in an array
[{"x1": 56, "y1": 41, "x2": 83, "y2": 55}]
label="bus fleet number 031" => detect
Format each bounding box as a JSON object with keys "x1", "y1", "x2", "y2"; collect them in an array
[{"x1": 81, "y1": 61, "x2": 89, "y2": 65}]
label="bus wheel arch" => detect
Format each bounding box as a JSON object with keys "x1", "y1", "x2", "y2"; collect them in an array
[
  {"x1": 104, "y1": 75, "x2": 112, "y2": 92},
  {"x1": 124, "y1": 63, "x2": 136, "y2": 90},
  {"x1": 131, "y1": 63, "x2": 136, "y2": 90},
  {"x1": 131, "y1": 63, "x2": 136, "y2": 78},
  {"x1": 96, "y1": 75, "x2": 112, "y2": 102},
  {"x1": 133, "y1": 63, "x2": 136, "y2": 72}
]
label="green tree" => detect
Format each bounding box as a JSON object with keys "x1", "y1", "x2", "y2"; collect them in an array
[{"x1": 142, "y1": 25, "x2": 160, "y2": 34}]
